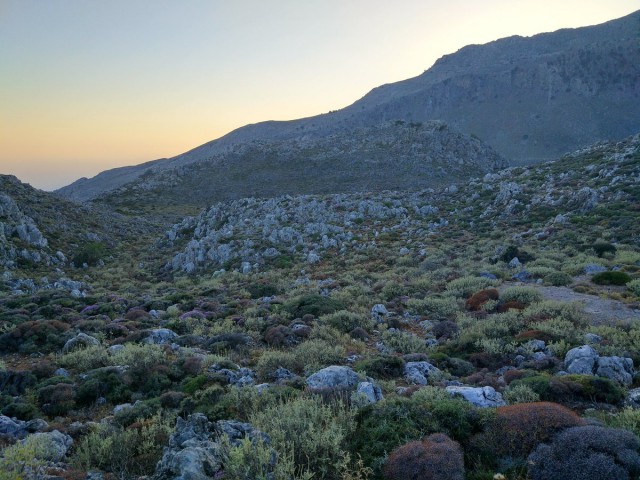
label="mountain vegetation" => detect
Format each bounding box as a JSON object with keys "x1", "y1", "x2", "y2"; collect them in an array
[{"x1": 2, "y1": 11, "x2": 640, "y2": 480}]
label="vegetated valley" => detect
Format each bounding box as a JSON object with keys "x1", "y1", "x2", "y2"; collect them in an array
[{"x1": 2, "y1": 15, "x2": 640, "y2": 480}]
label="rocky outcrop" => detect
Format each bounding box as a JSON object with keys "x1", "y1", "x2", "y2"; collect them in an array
[
  {"x1": 445, "y1": 385, "x2": 506, "y2": 407},
  {"x1": 306, "y1": 366, "x2": 361, "y2": 390},
  {"x1": 405, "y1": 361, "x2": 441, "y2": 385},
  {"x1": 564, "y1": 345, "x2": 635, "y2": 385}
]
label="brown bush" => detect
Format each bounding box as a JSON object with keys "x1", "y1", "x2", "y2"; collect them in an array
[
  {"x1": 497, "y1": 300, "x2": 526, "y2": 313},
  {"x1": 432, "y1": 320, "x2": 459, "y2": 340},
  {"x1": 383, "y1": 433, "x2": 464, "y2": 480},
  {"x1": 264, "y1": 325, "x2": 294, "y2": 347},
  {"x1": 181, "y1": 356, "x2": 203, "y2": 376},
  {"x1": 38, "y1": 383, "x2": 76, "y2": 416},
  {"x1": 503, "y1": 369, "x2": 534, "y2": 385},
  {"x1": 465, "y1": 288, "x2": 499, "y2": 311},
  {"x1": 124, "y1": 308, "x2": 151, "y2": 321},
  {"x1": 514, "y1": 329, "x2": 556, "y2": 343},
  {"x1": 473, "y1": 402, "x2": 585, "y2": 460}
]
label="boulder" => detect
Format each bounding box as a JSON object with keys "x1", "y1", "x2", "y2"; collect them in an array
[
  {"x1": 404, "y1": 361, "x2": 441, "y2": 385},
  {"x1": 29, "y1": 430, "x2": 73, "y2": 462},
  {"x1": 625, "y1": 388, "x2": 640, "y2": 409},
  {"x1": 62, "y1": 332, "x2": 100, "y2": 353},
  {"x1": 445, "y1": 385, "x2": 506, "y2": 407},
  {"x1": 564, "y1": 345, "x2": 599, "y2": 375},
  {"x1": 596, "y1": 356, "x2": 634, "y2": 386},
  {"x1": 371, "y1": 304, "x2": 389, "y2": 323},
  {"x1": 144, "y1": 328, "x2": 179, "y2": 345},
  {"x1": 584, "y1": 264, "x2": 607, "y2": 275},
  {"x1": 306, "y1": 366, "x2": 360, "y2": 390},
  {"x1": 354, "y1": 381, "x2": 384, "y2": 404}
]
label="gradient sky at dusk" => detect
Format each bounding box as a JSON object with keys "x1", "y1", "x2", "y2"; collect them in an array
[{"x1": 1, "y1": 1, "x2": 638, "y2": 190}]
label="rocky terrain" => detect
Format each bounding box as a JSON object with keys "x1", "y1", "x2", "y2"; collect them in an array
[
  {"x1": 57, "y1": 11, "x2": 640, "y2": 203},
  {"x1": 2, "y1": 133, "x2": 639, "y2": 480}
]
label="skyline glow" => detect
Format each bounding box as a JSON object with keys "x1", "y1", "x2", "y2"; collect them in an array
[{"x1": 1, "y1": 1, "x2": 638, "y2": 190}]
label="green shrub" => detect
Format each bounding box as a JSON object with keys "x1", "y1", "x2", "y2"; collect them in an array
[
  {"x1": 72, "y1": 412, "x2": 174, "y2": 477},
  {"x1": 354, "y1": 355, "x2": 405, "y2": 380},
  {"x1": 591, "y1": 271, "x2": 632, "y2": 286},
  {"x1": 381, "y1": 329, "x2": 429, "y2": 354},
  {"x1": 320, "y1": 310, "x2": 372, "y2": 333},
  {"x1": 283, "y1": 294, "x2": 345, "y2": 318},
  {"x1": 76, "y1": 368, "x2": 131, "y2": 406},
  {"x1": 73, "y1": 241, "x2": 106, "y2": 267},
  {"x1": 446, "y1": 276, "x2": 498, "y2": 298},
  {"x1": 58, "y1": 345, "x2": 109, "y2": 371},
  {"x1": 0, "y1": 433, "x2": 51, "y2": 480},
  {"x1": 510, "y1": 374, "x2": 625, "y2": 405},
  {"x1": 543, "y1": 271, "x2": 573, "y2": 286},
  {"x1": 293, "y1": 339, "x2": 346, "y2": 375},
  {"x1": 591, "y1": 242, "x2": 617, "y2": 258},
  {"x1": 255, "y1": 350, "x2": 302, "y2": 381},
  {"x1": 407, "y1": 296, "x2": 460, "y2": 320},
  {"x1": 628, "y1": 279, "x2": 640, "y2": 296},
  {"x1": 250, "y1": 396, "x2": 355, "y2": 480},
  {"x1": 500, "y1": 286, "x2": 543, "y2": 305}
]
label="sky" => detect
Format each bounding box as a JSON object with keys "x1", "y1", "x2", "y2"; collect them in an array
[{"x1": 1, "y1": 1, "x2": 638, "y2": 191}]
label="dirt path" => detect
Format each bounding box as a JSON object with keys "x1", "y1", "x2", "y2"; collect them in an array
[{"x1": 532, "y1": 285, "x2": 640, "y2": 325}]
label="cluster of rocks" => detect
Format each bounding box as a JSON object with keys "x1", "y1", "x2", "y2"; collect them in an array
[
  {"x1": 0, "y1": 191, "x2": 64, "y2": 269},
  {"x1": 563, "y1": 345, "x2": 635, "y2": 386},
  {"x1": 167, "y1": 192, "x2": 445, "y2": 273},
  {"x1": 1, "y1": 272, "x2": 88, "y2": 297}
]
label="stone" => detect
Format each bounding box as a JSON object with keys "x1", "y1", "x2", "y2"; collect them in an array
[
  {"x1": 404, "y1": 361, "x2": 441, "y2": 385},
  {"x1": 62, "y1": 332, "x2": 100, "y2": 353},
  {"x1": 144, "y1": 328, "x2": 179, "y2": 345},
  {"x1": 625, "y1": 388, "x2": 640, "y2": 409},
  {"x1": 512, "y1": 270, "x2": 532, "y2": 282},
  {"x1": 306, "y1": 366, "x2": 360, "y2": 390},
  {"x1": 371, "y1": 304, "x2": 389, "y2": 323},
  {"x1": 584, "y1": 333, "x2": 603, "y2": 344},
  {"x1": 480, "y1": 272, "x2": 498, "y2": 280},
  {"x1": 0, "y1": 415, "x2": 28, "y2": 439},
  {"x1": 564, "y1": 345, "x2": 599, "y2": 375},
  {"x1": 596, "y1": 356, "x2": 634, "y2": 386},
  {"x1": 584, "y1": 264, "x2": 607, "y2": 275},
  {"x1": 445, "y1": 385, "x2": 506, "y2": 407},
  {"x1": 29, "y1": 430, "x2": 73, "y2": 462},
  {"x1": 354, "y1": 381, "x2": 384, "y2": 404},
  {"x1": 508, "y1": 257, "x2": 521, "y2": 268}
]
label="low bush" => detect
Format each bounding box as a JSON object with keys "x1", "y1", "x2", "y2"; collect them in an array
[
  {"x1": 500, "y1": 286, "x2": 543, "y2": 305},
  {"x1": 446, "y1": 277, "x2": 498, "y2": 298},
  {"x1": 465, "y1": 288, "x2": 499, "y2": 311},
  {"x1": 72, "y1": 241, "x2": 106, "y2": 267},
  {"x1": 383, "y1": 433, "x2": 464, "y2": 480},
  {"x1": 354, "y1": 355, "x2": 405, "y2": 379},
  {"x1": 543, "y1": 271, "x2": 573, "y2": 286},
  {"x1": 283, "y1": 294, "x2": 345, "y2": 318},
  {"x1": 320, "y1": 310, "x2": 372, "y2": 333},
  {"x1": 591, "y1": 271, "x2": 632, "y2": 286},
  {"x1": 510, "y1": 374, "x2": 625, "y2": 405},
  {"x1": 527, "y1": 426, "x2": 640, "y2": 480}
]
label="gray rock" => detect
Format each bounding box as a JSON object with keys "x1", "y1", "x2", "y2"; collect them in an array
[
  {"x1": 596, "y1": 356, "x2": 634, "y2": 386},
  {"x1": 54, "y1": 368, "x2": 70, "y2": 377},
  {"x1": 354, "y1": 381, "x2": 384, "y2": 404},
  {"x1": 584, "y1": 333, "x2": 603, "y2": 344},
  {"x1": 512, "y1": 270, "x2": 532, "y2": 282},
  {"x1": 28, "y1": 430, "x2": 73, "y2": 462},
  {"x1": 508, "y1": 257, "x2": 521, "y2": 268},
  {"x1": 525, "y1": 339, "x2": 547, "y2": 352},
  {"x1": 480, "y1": 272, "x2": 498, "y2": 280},
  {"x1": 107, "y1": 344, "x2": 125, "y2": 355},
  {"x1": 584, "y1": 264, "x2": 607, "y2": 274},
  {"x1": 0, "y1": 415, "x2": 28, "y2": 439},
  {"x1": 404, "y1": 361, "x2": 441, "y2": 385},
  {"x1": 62, "y1": 332, "x2": 100, "y2": 353},
  {"x1": 371, "y1": 304, "x2": 389, "y2": 323},
  {"x1": 625, "y1": 388, "x2": 640, "y2": 409},
  {"x1": 113, "y1": 403, "x2": 133, "y2": 414},
  {"x1": 564, "y1": 345, "x2": 599, "y2": 375},
  {"x1": 306, "y1": 366, "x2": 360, "y2": 390},
  {"x1": 144, "y1": 328, "x2": 179, "y2": 345},
  {"x1": 445, "y1": 385, "x2": 506, "y2": 407}
]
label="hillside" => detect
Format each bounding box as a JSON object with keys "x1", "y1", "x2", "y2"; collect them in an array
[
  {"x1": 94, "y1": 121, "x2": 506, "y2": 212},
  {"x1": 57, "y1": 10, "x2": 640, "y2": 203}
]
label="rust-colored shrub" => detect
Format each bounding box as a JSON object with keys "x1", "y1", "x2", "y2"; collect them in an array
[
  {"x1": 474, "y1": 402, "x2": 585, "y2": 459},
  {"x1": 497, "y1": 300, "x2": 526, "y2": 313},
  {"x1": 124, "y1": 308, "x2": 151, "y2": 321},
  {"x1": 465, "y1": 288, "x2": 499, "y2": 311},
  {"x1": 514, "y1": 329, "x2": 556, "y2": 343},
  {"x1": 432, "y1": 320, "x2": 459, "y2": 340},
  {"x1": 503, "y1": 369, "x2": 535, "y2": 385},
  {"x1": 181, "y1": 356, "x2": 203, "y2": 376},
  {"x1": 383, "y1": 433, "x2": 464, "y2": 480},
  {"x1": 38, "y1": 382, "x2": 76, "y2": 416}
]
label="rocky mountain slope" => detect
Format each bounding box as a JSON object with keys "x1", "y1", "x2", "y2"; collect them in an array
[
  {"x1": 0, "y1": 175, "x2": 154, "y2": 273},
  {"x1": 57, "y1": 10, "x2": 640, "y2": 203},
  {"x1": 93, "y1": 121, "x2": 506, "y2": 212}
]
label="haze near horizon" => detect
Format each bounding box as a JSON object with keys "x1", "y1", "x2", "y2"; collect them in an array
[{"x1": 1, "y1": 0, "x2": 637, "y2": 191}]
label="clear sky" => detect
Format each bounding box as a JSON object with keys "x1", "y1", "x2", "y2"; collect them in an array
[{"x1": 1, "y1": 1, "x2": 638, "y2": 191}]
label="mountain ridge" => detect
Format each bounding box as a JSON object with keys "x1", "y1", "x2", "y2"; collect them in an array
[{"x1": 56, "y1": 10, "x2": 640, "y2": 203}]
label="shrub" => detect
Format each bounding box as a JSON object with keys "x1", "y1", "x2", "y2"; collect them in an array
[
  {"x1": 264, "y1": 325, "x2": 295, "y2": 347},
  {"x1": 0, "y1": 433, "x2": 51, "y2": 480},
  {"x1": 510, "y1": 374, "x2": 625, "y2": 405},
  {"x1": 72, "y1": 412, "x2": 174, "y2": 478},
  {"x1": 293, "y1": 339, "x2": 346, "y2": 375},
  {"x1": 72, "y1": 241, "x2": 106, "y2": 267},
  {"x1": 432, "y1": 320, "x2": 459, "y2": 340},
  {"x1": 354, "y1": 355, "x2": 405, "y2": 380},
  {"x1": 0, "y1": 320, "x2": 70, "y2": 353},
  {"x1": 255, "y1": 350, "x2": 302, "y2": 381},
  {"x1": 283, "y1": 294, "x2": 345, "y2": 318},
  {"x1": 383, "y1": 433, "x2": 464, "y2": 480},
  {"x1": 628, "y1": 279, "x2": 640, "y2": 296},
  {"x1": 465, "y1": 288, "x2": 499, "y2": 311},
  {"x1": 503, "y1": 383, "x2": 540, "y2": 404},
  {"x1": 58, "y1": 345, "x2": 109, "y2": 371},
  {"x1": 591, "y1": 271, "x2": 632, "y2": 286},
  {"x1": 591, "y1": 242, "x2": 617, "y2": 258},
  {"x1": 37, "y1": 382, "x2": 76, "y2": 416},
  {"x1": 527, "y1": 426, "x2": 640, "y2": 480},
  {"x1": 76, "y1": 368, "x2": 130, "y2": 406},
  {"x1": 500, "y1": 246, "x2": 535, "y2": 264},
  {"x1": 500, "y1": 286, "x2": 543, "y2": 305},
  {"x1": 250, "y1": 396, "x2": 355, "y2": 480},
  {"x1": 381, "y1": 329, "x2": 429, "y2": 354},
  {"x1": 320, "y1": 310, "x2": 372, "y2": 333},
  {"x1": 446, "y1": 277, "x2": 498, "y2": 298},
  {"x1": 474, "y1": 402, "x2": 585, "y2": 462},
  {"x1": 407, "y1": 297, "x2": 460, "y2": 320},
  {"x1": 543, "y1": 271, "x2": 573, "y2": 286}
]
